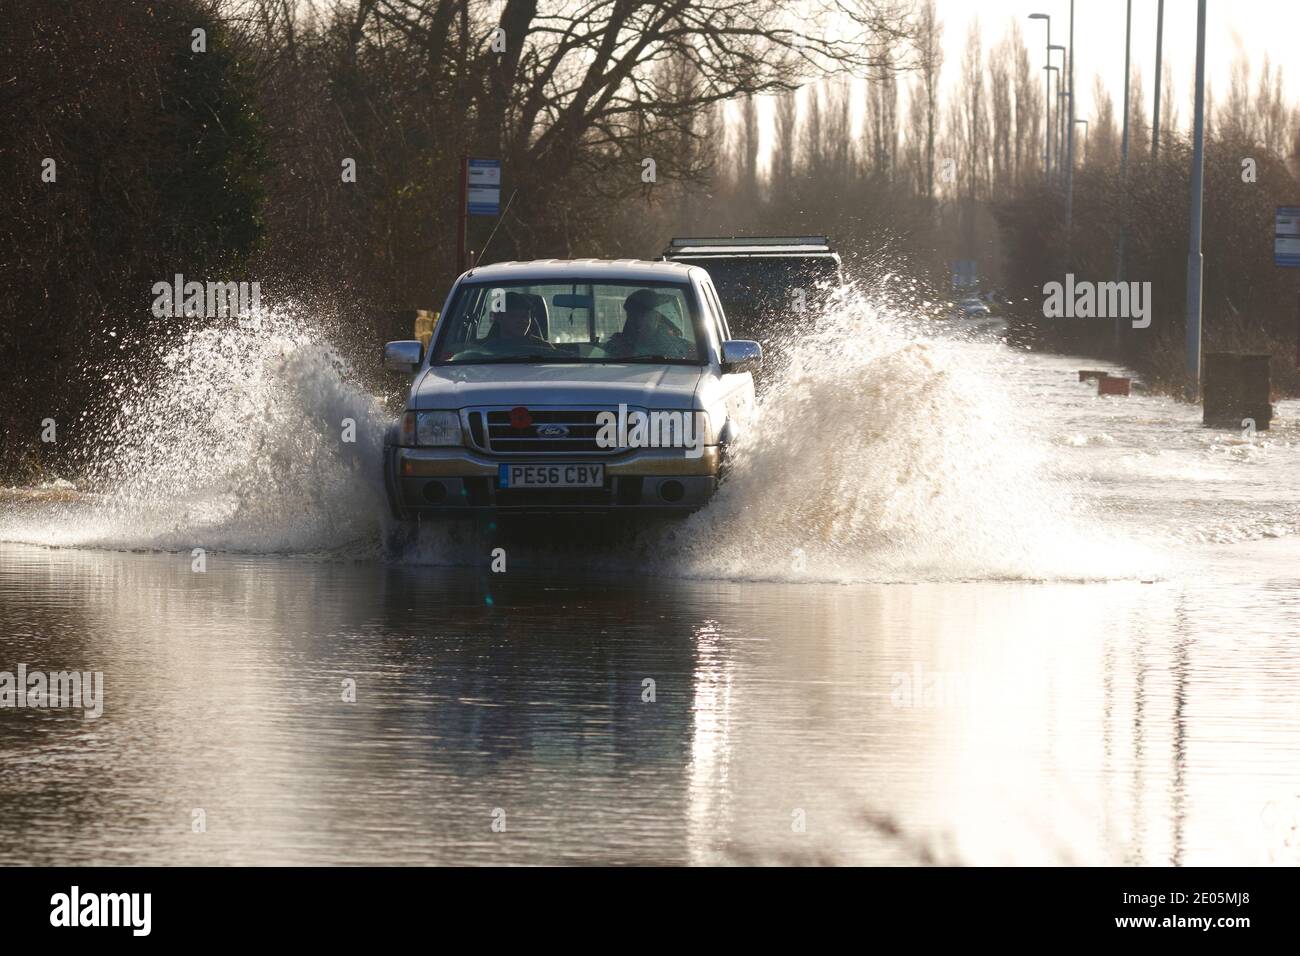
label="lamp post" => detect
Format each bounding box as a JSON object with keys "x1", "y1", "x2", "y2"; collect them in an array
[
  {"x1": 1185, "y1": 0, "x2": 1208, "y2": 398},
  {"x1": 1044, "y1": 65, "x2": 1060, "y2": 189},
  {"x1": 1050, "y1": 44, "x2": 1067, "y2": 185},
  {"x1": 1152, "y1": 0, "x2": 1165, "y2": 161},
  {"x1": 1029, "y1": 13, "x2": 1052, "y2": 186},
  {"x1": 1066, "y1": 1, "x2": 1076, "y2": 238},
  {"x1": 1119, "y1": 0, "x2": 1133, "y2": 187},
  {"x1": 1115, "y1": 0, "x2": 1134, "y2": 350},
  {"x1": 1058, "y1": 88, "x2": 1070, "y2": 182}
]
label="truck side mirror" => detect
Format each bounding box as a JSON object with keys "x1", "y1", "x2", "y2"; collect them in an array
[
  {"x1": 721, "y1": 340, "x2": 762, "y2": 374},
  {"x1": 383, "y1": 340, "x2": 423, "y2": 373}
]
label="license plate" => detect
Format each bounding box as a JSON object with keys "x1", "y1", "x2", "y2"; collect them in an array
[{"x1": 498, "y1": 463, "x2": 605, "y2": 489}]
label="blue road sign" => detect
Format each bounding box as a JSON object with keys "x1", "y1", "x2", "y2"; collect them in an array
[
  {"x1": 1276, "y1": 206, "x2": 1300, "y2": 267},
  {"x1": 467, "y1": 159, "x2": 501, "y2": 216}
]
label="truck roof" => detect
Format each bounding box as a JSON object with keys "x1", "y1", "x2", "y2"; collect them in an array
[
  {"x1": 464, "y1": 258, "x2": 697, "y2": 283},
  {"x1": 665, "y1": 236, "x2": 837, "y2": 258}
]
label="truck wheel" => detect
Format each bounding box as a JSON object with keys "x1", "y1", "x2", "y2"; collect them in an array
[
  {"x1": 717, "y1": 420, "x2": 742, "y2": 485},
  {"x1": 383, "y1": 514, "x2": 419, "y2": 553},
  {"x1": 381, "y1": 430, "x2": 408, "y2": 522}
]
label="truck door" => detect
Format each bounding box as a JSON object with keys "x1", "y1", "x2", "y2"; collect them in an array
[{"x1": 700, "y1": 279, "x2": 754, "y2": 430}]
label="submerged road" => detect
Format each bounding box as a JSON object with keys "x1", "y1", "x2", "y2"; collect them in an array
[{"x1": 2, "y1": 337, "x2": 1299, "y2": 865}]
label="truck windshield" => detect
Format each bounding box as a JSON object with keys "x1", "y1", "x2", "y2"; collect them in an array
[
  {"x1": 687, "y1": 257, "x2": 841, "y2": 312},
  {"x1": 432, "y1": 280, "x2": 705, "y2": 365}
]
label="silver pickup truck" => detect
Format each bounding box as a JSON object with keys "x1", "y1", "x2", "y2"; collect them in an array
[{"x1": 382, "y1": 259, "x2": 760, "y2": 519}]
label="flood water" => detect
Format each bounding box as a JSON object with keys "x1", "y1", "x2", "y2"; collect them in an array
[{"x1": 2, "y1": 308, "x2": 1299, "y2": 865}]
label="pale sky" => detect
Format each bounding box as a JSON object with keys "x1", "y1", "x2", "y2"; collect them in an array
[
  {"x1": 741, "y1": 0, "x2": 1299, "y2": 169},
  {"x1": 938, "y1": 0, "x2": 1300, "y2": 127}
]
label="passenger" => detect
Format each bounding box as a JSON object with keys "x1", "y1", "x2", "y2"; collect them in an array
[{"x1": 604, "y1": 289, "x2": 690, "y2": 358}]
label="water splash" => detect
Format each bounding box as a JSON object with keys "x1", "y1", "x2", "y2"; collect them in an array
[
  {"x1": 666, "y1": 292, "x2": 1133, "y2": 582},
  {"x1": 1, "y1": 290, "x2": 1148, "y2": 581},
  {"x1": 1, "y1": 303, "x2": 387, "y2": 553}
]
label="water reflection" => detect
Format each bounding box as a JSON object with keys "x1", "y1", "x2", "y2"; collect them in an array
[{"x1": 0, "y1": 542, "x2": 1297, "y2": 865}]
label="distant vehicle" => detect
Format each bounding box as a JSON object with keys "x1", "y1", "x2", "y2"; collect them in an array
[
  {"x1": 952, "y1": 297, "x2": 991, "y2": 318},
  {"x1": 661, "y1": 236, "x2": 842, "y2": 343},
  {"x1": 381, "y1": 259, "x2": 760, "y2": 521},
  {"x1": 945, "y1": 295, "x2": 1006, "y2": 336}
]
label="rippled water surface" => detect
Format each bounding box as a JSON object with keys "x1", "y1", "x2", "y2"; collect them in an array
[{"x1": 2, "y1": 307, "x2": 1299, "y2": 865}]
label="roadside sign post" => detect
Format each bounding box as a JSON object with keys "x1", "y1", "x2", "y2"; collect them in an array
[
  {"x1": 458, "y1": 157, "x2": 501, "y2": 273},
  {"x1": 457, "y1": 156, "x2": 468, "y2": 274}
]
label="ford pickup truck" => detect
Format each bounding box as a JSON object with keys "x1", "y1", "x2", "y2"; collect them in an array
[{"x1": 381, "y1": 259, "x2": 761, "y2": 519}]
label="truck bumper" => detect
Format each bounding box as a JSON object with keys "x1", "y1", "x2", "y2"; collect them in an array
[{"x1": 385, "y1": 444, "x2": 721, "y2": 516}]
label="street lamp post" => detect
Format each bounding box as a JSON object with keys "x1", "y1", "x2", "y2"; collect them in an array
[
  {"x1": 1044, "y1": 65, "x2": 1060, "y2": 189},
  {"x1": 1119, "y1": 0, "x2": 1133, "y2": 187},
  {"x1": 1066, "y1": 1, "x2": 1076, "y2": 238},
  {"x1": 1029, "y1": 13, "x2": 1052, "y2": 187},
  {"x1": 1058, "y1": 88, "x2": 1070, "y2": 181},
  {"x1": 1152, "y1": 0, "x2": 1165, "y2": 161},
  {"x1": 1115, "y1": 0, "x2": 1134, "y2": 350},
  {"x1": 1186, "y1": 0, "x2": 1208, "y2": 398},
  {"x1": 1050, "y1": 44, "x2": 1067, "y2": 184}
]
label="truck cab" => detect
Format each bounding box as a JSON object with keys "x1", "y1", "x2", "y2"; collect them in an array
[
  {"x1": 381, "y1": 259, "x2": 760, "y2": 519},
  {"x1": 661, "y1": 236, "x2": 843, "y2": 345}
]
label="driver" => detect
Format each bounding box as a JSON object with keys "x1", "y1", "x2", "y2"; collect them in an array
[{"x1": 489, "y1": 303, "x2": 555, "y2": 353}]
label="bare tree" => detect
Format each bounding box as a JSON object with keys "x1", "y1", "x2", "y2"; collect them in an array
[
  {"x1": 866, "y1": 53, "x2": 899, "y2": 181},
  {"x1": 989, "y1": 30, "x2": 1014, "y2": 198},
  {"x1": 825, "y1": 81, "x2": 854, "y2": 184},
  {"x1": 959, "y1": 20, "x2": 988, "y2": 201},
  {"x1": 1129, "y1": 67, "x2": 1149, "y2": 160},
  {"x1": 911, "y1": 0, "x2": 943, "y2": 201},
  {"x1": 1159, "y1": 60, "x2": 1178, "y2": 143},
  {"x1": 1255, "y1": 55, "x2": 1290, "y2": 156},
  {"x1": 772, "y1": 90, "x2": 798, "y2": 199},
  {"x1": 1221, "y1": 52, "x2": 1254, "y2": 144},
  {"x1": 902, "y1": 77, "x2": 927, "y2": 195},
  {"x1": 1090, "y1": 74, "x2": 1119, "y2": 168},
  {"x1": 1010, "y1": 21, "x2": 1041, "y2": 189},
  {"x1": 738, "y1": 94, "x2": 761, "y2": 204}
]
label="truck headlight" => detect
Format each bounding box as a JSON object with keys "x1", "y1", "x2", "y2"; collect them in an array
[
  {"x1": 680, "y1": 410, "x2": 714, "y2": 446},
  {"x1": 645, "y1": 410, "x2": 714, "y2": 448},
  {"x1": 700, "y1": 407, "x2": 723, "y2": 444},
  {"x1": 401, "y1": 410, "x2": 462, "y2": 447}
]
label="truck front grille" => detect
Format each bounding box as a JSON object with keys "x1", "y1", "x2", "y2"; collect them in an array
[{"x1": 467, "y1": 407, "x2": 627, "y2": 455}]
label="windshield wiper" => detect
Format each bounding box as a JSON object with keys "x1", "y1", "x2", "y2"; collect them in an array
[
  {"x1": 604, "y1": 356, "x2": 700, "y2": 365},
  {"x1": 448, "y1": 354, "x2": 583, "y2": 364}
]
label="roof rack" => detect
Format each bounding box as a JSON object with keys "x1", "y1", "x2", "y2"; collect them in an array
[{"x1": 668, "y1": 236, "x2": 831, "y2": 249}]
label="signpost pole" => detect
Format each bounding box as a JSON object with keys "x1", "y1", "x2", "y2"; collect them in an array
[{"x1": 457, "y1": 155, "x2": 469, "y2": 274}]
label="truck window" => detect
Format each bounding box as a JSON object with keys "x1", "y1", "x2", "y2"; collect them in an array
[
  {"x1": 702, "y1": 281, "x2": 731, "y2": 341},
  {"x1": 432, "y1": 280, "x2": 707, "y2": 365}
]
